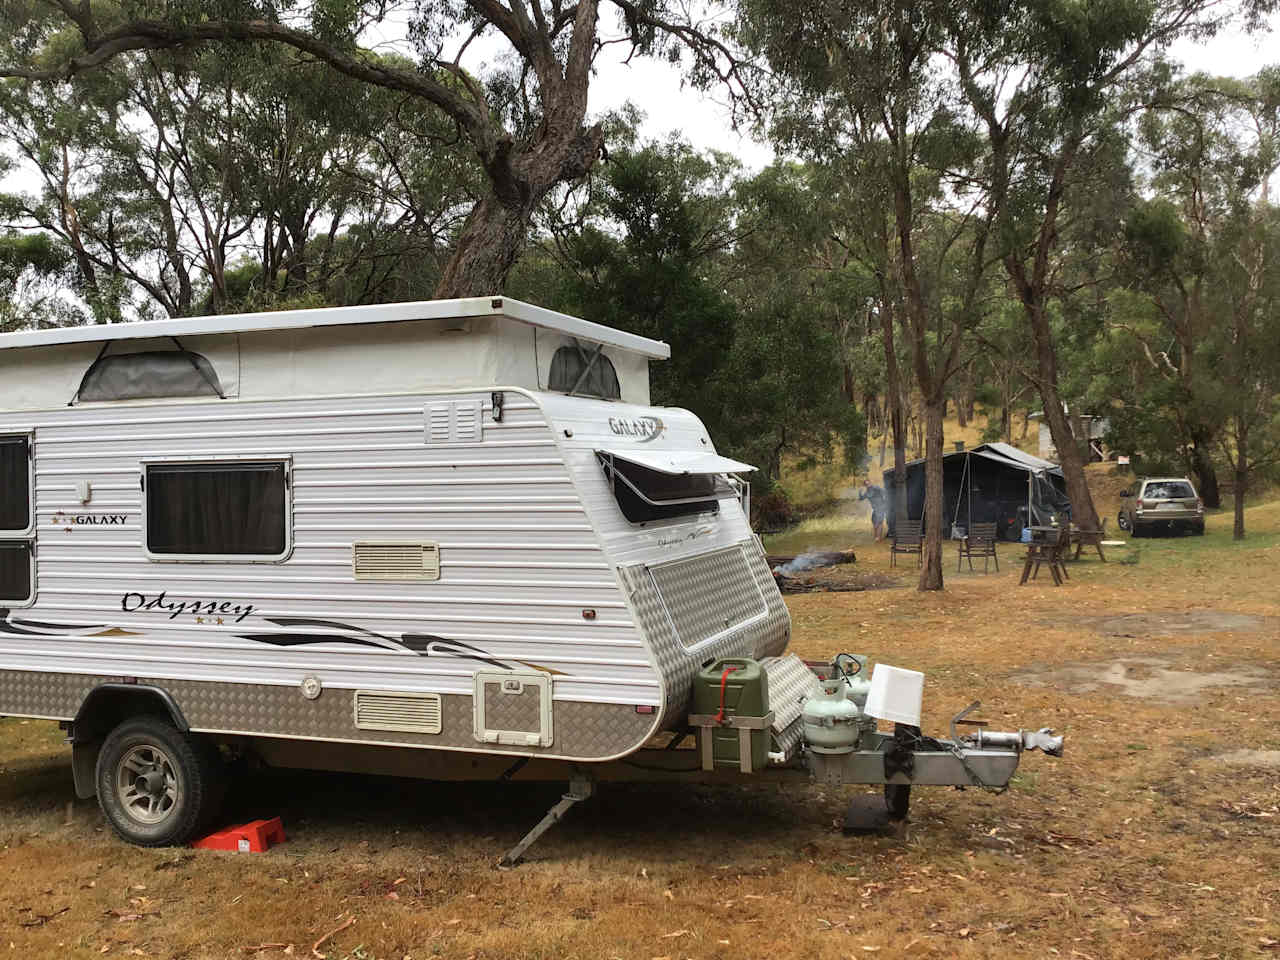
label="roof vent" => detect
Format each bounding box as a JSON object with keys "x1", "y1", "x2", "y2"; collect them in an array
[
  {"x1": 352, "y1": 542, "x2": 440, "y2": 581},
  {"x1": 354, "y1": 691, "x2": 442, "y2": 734}
]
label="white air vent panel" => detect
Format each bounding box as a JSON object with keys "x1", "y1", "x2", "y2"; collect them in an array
[
  {"x1": 354, "y1": 691, "x2": 443, "y2": 734},
  {"x1": 425, "y1": 399, "x2": 483, "y2": 445},
  {"x1": 352, "y1": 542, "x2": 440, "y2": 581}
]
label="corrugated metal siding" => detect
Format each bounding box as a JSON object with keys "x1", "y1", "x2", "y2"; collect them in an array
[{"x1": 1, "y1": 392, "x2": 663, "y2": 727}]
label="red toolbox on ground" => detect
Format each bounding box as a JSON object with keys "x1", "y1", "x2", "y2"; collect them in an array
[{"x1": 191, "y1": 817, "x2": 286, "y2": 852}]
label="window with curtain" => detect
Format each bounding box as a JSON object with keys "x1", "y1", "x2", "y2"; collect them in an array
[
  {"x1": 145, "y1": 461, "x2": 288, "y2": 557},
  {"x1": 0, "y1": 435, "x2": 31, "y2": 532}
]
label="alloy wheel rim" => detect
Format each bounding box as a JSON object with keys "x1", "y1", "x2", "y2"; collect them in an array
[{"x1": 115, "y1": 744, "x2": 179, "y2": 824}]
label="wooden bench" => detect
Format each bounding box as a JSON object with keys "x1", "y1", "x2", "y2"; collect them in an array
[
  {"x1": 1070, "y1": 519, "x2": 1108, "y2": 562},
  {"x1": 890, "y1": 520, "x2": 923, "y2": 568},
  {"x1": 958, "y1": 521, "x2": 999, "y2": 573}
]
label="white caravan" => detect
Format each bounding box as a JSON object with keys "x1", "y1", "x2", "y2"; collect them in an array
[{"x1": 0, "y1": 297, "x2": 1060, "y2": 858}]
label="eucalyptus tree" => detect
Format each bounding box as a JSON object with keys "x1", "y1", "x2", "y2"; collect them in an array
[
  {"x1": 1114, "y1": 69, "x2": 1280, "y2": 537},
  {"x1": 1, "y1": 1, "x2": 755, "y2": 298},
  {"x1": 0, "y1": 40, "x2": 477, "y2": 318},
  {"x1": 740, "y1": 0, "x2": 1001, "y2": 590},
  {"x1": 942, "y1": 0, "x2": 1280, "y2": 530},
  {"x1": 0, "y1": 230, "x2": 83, "y2": 331}
]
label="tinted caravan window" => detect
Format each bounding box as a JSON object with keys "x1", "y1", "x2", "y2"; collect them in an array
[
  {"x1": 0, "y1": 540, "x2": 32, "y2": 603},
  {"x1": 549, "y1": 346, "x2": 621, "y2": 400},
  {"x1": 146, "y1": 461, "x2": 288, "y2": 557},
  {"x1": 0, "y1": 435, "x2": 31, "y2": 532},
  {"x1": 603, "y1": 456, "x2": 721, "y2": 524}
]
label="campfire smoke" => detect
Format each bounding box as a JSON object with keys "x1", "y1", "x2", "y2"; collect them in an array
[{"x1": 772, "y1": 550, "x2": 856, "y2": 576}]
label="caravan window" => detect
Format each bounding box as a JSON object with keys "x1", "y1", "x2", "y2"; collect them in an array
[
  {"x1": 145, "y1": 461, "x2": 289, "y2": 559},
  {"x1": 602, "y1": 456, "x2": 722, "y2": 524},
  {"x1": 0, "y1": 541, "x2": 33, "y2": 604},
  {"x1": 549, "y1": 346, "x2": 621, "y2": 400},
  {"x1": 0, "y1": 435, "x2": 31, "y2": 533}
]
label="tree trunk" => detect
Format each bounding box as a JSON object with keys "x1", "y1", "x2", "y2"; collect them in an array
[
  {"x1": 879, "y1": 295, "x2": 909, "y2": 524},
  {"x1": 1189, "y1": 440, "x2": 1220, "y2": 509},
  {"x1": 1233, "y1": 416, "x2": 1248, "y2": 540},
  {"x1": 918, "y1": 397, "x2": 945, "y2": 590},
  {"x1": 434, "y1": 193, "x2": 534, "y2": 298},
  {"x1": 1037, "y1": 387, "x2": 1099, "y2": 529},
  {"x1": 1026, "y1": 302, "x2": 1101, "y2": 529},
  {"x1": 1233, "y1": 467, "x2": 1246, "y2": 540}
]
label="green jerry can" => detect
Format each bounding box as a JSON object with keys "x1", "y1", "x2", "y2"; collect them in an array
[{"x1": 692, "y1": 658, "x2": 771, "y2": 772}]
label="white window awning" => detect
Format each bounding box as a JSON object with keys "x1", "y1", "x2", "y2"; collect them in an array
[{"x1": 596, "y1": 447, "x2": 756, "y2": 475}]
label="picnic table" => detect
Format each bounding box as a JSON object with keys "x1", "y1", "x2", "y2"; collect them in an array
[
  {"x1": 1069, "y1": 524, "x2": 1107, "y2": 562},
  {"x1": 1019, "y1": 525, "x2": 1070, "y2": 586}
]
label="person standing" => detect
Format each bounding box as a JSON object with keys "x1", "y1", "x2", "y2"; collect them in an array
[{"x1": 859, "y1": 478, "x2": 887, "y2": 542}]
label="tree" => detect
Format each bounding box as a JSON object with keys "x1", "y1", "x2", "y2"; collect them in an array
[
  {"x1": 1, "y1": 1, "x2": 754, "y2": 298},
  {"x1": 509, "y1": 140, "x2": 865, "y2": 481},
  {"x1": 0, "y1": 41, "x2": 478, "y2": 319},
  {"x1": 0, "y1": 229, "x2": 84, "y2": 330},
  {"x1": 1103, "y1": 69, "x2": 1280, "y2": 536},
  {"x1": 741, "y1": 0, "x2": 1000, "y2": 590},
  {"x1": 945, "y1": 0, "x2": 1278, "y2": 530}
]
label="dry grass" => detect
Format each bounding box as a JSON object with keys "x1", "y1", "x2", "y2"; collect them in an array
[{"x1": 2, "y1": 498, "x2": 1279, "y2": 958}]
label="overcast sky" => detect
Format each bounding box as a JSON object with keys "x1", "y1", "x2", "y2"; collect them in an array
[
  {"x1": 4, "y1": 11, "x2": 1276, "y2": 194},
  {"x1": 577, "y1": 15, "x2": 1279, "y2": 171}
]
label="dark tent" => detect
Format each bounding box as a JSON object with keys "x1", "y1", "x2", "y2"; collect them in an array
[{"x1": 883, "y1": 442, "x2": 1072, "y2": 542}]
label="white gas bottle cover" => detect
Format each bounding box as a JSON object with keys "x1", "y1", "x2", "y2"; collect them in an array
[{"x1": 864, "y1": 664, "x2": 924, "y2": 727}]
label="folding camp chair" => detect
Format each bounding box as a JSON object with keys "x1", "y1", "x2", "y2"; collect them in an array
[
  {"x1": 958, "y1": 522, "x2": 999, "y2": 573},
  {"x1": 890, "y1": 520, "x2": 923, "y2": 568}
]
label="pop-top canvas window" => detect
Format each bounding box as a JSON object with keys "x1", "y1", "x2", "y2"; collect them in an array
[
  {"x1": 549, "y1": 345, "x2": 621, "y2": 400},
  {"x1": 0, "y1": 435, "x2": 31, "y2": 532},
  {"x1": 145, "y1": 461, "x2": 288, "y2": 558},
  {"x1": 0, "y1": 540, "x2": 33, "y2": 603},
  {"x1": 77, "y1": 351, "x2": 223, "y2": 402}
]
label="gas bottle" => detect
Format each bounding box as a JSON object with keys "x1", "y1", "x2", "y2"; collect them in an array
[
  {"x1": 801, "y1": 679, "x2": 863, "y2": 754},
  {"x1": 835, "y1": 654, "x2": 873, "y2": 710}
]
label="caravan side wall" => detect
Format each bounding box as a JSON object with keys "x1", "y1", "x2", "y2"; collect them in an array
[
  {"x1": 0, "y1": 388, "x2": 788, "y2": 762},
  {"x1": 0, "y1": 389, "x2": 665, "y2": 761}
]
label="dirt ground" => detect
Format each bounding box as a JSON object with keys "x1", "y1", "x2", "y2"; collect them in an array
[{"x1": 1, "y1": 498, "x2": 1278, "y2": 959}]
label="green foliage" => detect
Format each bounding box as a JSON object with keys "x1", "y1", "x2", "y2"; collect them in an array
[{"x1": 508, "y1": 138, "x2": 867, "y2": 485}]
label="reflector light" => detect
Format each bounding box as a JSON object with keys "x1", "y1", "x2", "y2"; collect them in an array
[{"x1": 634, "y1": 705, "x2": 655, "y2": 714}]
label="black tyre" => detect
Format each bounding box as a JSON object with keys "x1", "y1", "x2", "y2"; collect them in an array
[
  {"x1": 1116, "y1": 510, "x2": 1130, "y2": 532},
  {"x1": 95, "y1": 716, "x2": 223, "y2": 847}
]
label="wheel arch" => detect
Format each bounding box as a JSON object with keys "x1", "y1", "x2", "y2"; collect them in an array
[{"x1": 69, "y1": 684, "x2": 188, "y2": 799}]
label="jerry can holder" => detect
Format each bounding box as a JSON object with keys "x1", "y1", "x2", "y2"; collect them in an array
[{"x1": 687, "y1": 710, "x2": 774, "y2": 773}]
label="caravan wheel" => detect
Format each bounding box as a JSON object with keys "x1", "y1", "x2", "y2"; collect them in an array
[{"x1": 96, "y1": 717, "x2": 223, "y2": 847}]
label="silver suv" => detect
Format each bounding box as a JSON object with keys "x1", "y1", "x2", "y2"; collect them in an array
[{"x1": 1118, "y1": 477, "x2": 1204, "y2": 536}]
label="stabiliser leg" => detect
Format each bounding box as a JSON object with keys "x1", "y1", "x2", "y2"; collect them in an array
[{"x1": 498, "y1": 776, "x2": 594, "y2": 868}]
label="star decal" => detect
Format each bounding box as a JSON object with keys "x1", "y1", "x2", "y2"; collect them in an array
[{"x1": 195, "y1": 616, "x2": 205, "y2": 624}]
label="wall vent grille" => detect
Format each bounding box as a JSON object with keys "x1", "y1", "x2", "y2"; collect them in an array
[
  {"x1": 425, "y1": 399, "x2": 483, "y2": 445},
  {"x1": 354, "y1": 691, "x2": 443, "y2": 734},
  {"x1": 352, "y1": 542, "x2": 440, "y2": 581}
]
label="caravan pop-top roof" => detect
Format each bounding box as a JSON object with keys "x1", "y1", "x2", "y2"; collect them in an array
[
  {"x1": 0, "y1": 296, "x2": 671, "y2": 359},
  {"x1": 0, "y1": 297, "x2": 667, "y2": 410}
]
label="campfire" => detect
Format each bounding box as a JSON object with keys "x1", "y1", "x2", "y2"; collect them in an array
[{"x1": 768, "y1": 550, "x2": 865, "y2": 594}]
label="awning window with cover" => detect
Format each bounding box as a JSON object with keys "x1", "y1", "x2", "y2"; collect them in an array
[{"x1": 596, "y1": 447, "x2": 755, "y2": 524}]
